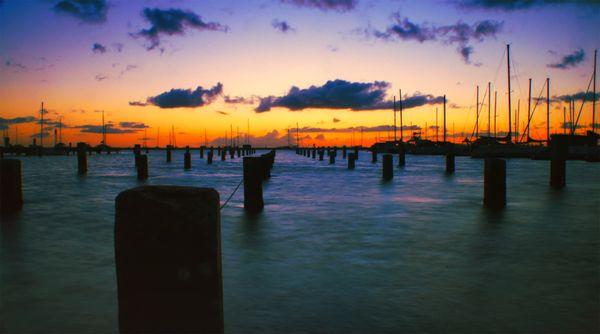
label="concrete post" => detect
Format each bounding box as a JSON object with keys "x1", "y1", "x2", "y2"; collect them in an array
[
  {"x1": 243, "y1": 157, "x2": 264, "y2": 213},
  {"x1": 184, "y1": 146, "x2": 191, "y2": 170},
  {"x1": 77, "y1": 142, "x2": 87, "y2": 174},
  {"x1": 484, "y1": 158, "x2": 506, "y2": 209},
  {"x1": 382, "y1": 154, "x2": 393, "y2": 180},
  {"x1": 115, "y1": 186, "x2": 223, "y2": 334},
  {"x1": 1, "y1": 159, "x2": 23, "y2": 213}
]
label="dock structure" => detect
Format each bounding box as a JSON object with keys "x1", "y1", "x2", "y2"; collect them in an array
[{"x1": 115, "y1": 186, "x2": 223, "y2": 334}]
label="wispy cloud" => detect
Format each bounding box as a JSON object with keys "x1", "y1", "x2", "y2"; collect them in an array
[
  {"x1": 279, "y1": 0, "x2": 357, "y2": 12},
  {"x1": 271, "y1": 19, "x2": 295, "y2": 33},
  {"x1": 131, "y1": 8, "x2": 229, "y2": 51},
  {"x1": 547, "y1": 49, "x2": 585, "y2": 69},
  {"x1": 53, "y1": 0, "x2": 108, "y2": 24},
  {"x1": 4, "y1": 59, "x2": 27, "y2": 72},
  {"x1": 362, "y1": 13, "x2": 503, "y2": 65},
  {"x1": 92, "y1": 42, "x2": 107, "y2": 54},
  {"x1": 453, "y1": 0, "x2": 600, "y2": 11}
]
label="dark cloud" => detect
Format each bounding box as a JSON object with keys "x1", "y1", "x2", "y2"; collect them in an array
[
  {"x1": 554, "y1": 91, "x2": 599, "y2": 102},
  {"x1": 279, "y1": 0, "x2": 357, "y2": 12},
  {"x1": 140, "y1": 83, "x2": 223, "y2": 108},
  {"x1": 547, "y1": 49, "x2": 585, "y2": 69},
  {"x1": 454, "y1": 0, "x2": 600, "y2": 11},
  {"x1": 296, "y1": 124, "x2": 422, "y2": 133},
  {"x1": 271, "y1": 19, "x2": 295, "y2": 33},
  {"x1": 132, "y1": 8, "x2": 229, "y2": 51},
  {"x1": 224, "y1": 95, "x2": 257, "y2": 104},
  {"x1": 119, "y1": 122, "x2": 148, "y2": 129},
  {"x1": 119, "y1": 64, "x2": 137, "y2": 77},
  {"x1": 327, "y1": 44, "x2": 339, "y2": 52},
  {"x1": 367, "y1": 13, "x2": 503, "y2": 64},
  {"x1": 210, "y1": 129, "x2": 289, "y2": 147},
  {"x1": 4, "y1": 59, "x2": 27, "y2": 72},
  {"x1": 255, "y1": 79, "x2": 444, "y2": 112},
  {"x1": 92, "y1": 42, "x2": 107, "y2": 54},
  {"x1": 53, "y1": 0, "x2": 108, "y2": 24},
  {"x1": 76, "y1": 124, "x2": 139, "y2": 134},
  {"x1": 333, "y1": 117, "x2": 341, "y2": 123},
  {"x1": 216, "y1": 110, "x2": 229, "y2": 115},
  {"x1": 0, "y1": 116, "x2": 36, "y2": 130},
  {"x1": 129, "y1": 101, "x2": 148, "y2": 107}
]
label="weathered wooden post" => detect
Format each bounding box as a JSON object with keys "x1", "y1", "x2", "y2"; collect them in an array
[
  {"x1": 1, "y1": 159, "x2": 23, "y2": 213},
  {"x1": 230, "y1": 148, "x2": 235, "y2": 159},
  {"x1": 398, "y1": 145, "x2": 405, "y2": 167},
  {"x1": 312, "y1": 149, "x2": 316, "y2": 159},
  {"x1": 550, "y1": 137, "x2": 567, "y2": 189},
  {"x1": 184, "y1": 146, "x2": 191, "y2": 170},
  {"x1": 221, "y1": 149, "x2": 226, "y2": 161},
  {"x1": 348, "y1": 153, "x2": 356, "y2": 169},
  {"x1": 484, "y1": 158, "x2": 506, "y2": 209},
  {"x1": 329, "y1": 151, "x2": 335, "y2": 164},
  {"x1": 133, "y1": 144, "x2": 141, "y2": 167},
  {"x1": 382, "y1": 154, "x2": 393, "y2": 180},
  {"x1": 166, "y1": 145, "x2": 172, "y2": 162},
  {"x1": 319, "y1": 150, "x2": 324, "y2": 161},
  {"x1": 342, "y1": 146, "x2": 347, "y2": 159},
  {"x1": 237, "y1": 148, "x2": 241, "y2": 158},
  {"x1": 115, "y1": 186, "x2": 223, "y2": 334},
  {"x1": 207, "y1": 150, "x2": 213, "y2": 164},
  {"x1": 136, "y1": 155, "x2": 148, "y2": 180},
  {"x1": 243, "y1": 157, "x2": 264, "y2": 213},
  {"x1": 200, "y1": 146, "x2": 204, "y2": 159},
  {"x1": 371, "y1": 150, "x2": 377, "y2": 163},
  {"x1": 354, "y1": 147, "x2": 359, "y2": 160},
  {"x1": 445, "y1": 148, "x2": 455, "y2": 173},
  {"x1": 77, "y1": 142, "x2": 87, "y2": 174}
]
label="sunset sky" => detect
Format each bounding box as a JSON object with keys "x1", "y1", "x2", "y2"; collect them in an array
[{"x1": 0, "y1": 0, "x2": 598, "y2": 147}]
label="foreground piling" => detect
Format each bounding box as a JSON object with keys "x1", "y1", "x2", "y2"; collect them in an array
[
  {"x1": 77, "y1": 142, "x2": 87, "y2": 174},
  {"x1": 348, "y1": 153, "x2": 356, "y2": 169},
  {"x1": 371, "y1": 150, "x2": 377, "y2": 163},
  {"x1": 184, "y1": 146, "x2": 191, "y2": 170},
  {"x1": 382, "y1": 154, "x2": 393, "y2": 180},
  {"x1": 1, "y1": 159, "x2": 23, "y2": 214},
  {"x1": 137, "y1": 155, "x2": 148, "y2": 180},
  {"x1": 484, "y1": 158, "x2": 506, "y2": 209},
  {"x1": 115, "y1": 186, "x2": 223, "y2": 334},
  {"x1": 446, "y1": 153, "x2": 455, "y2": 173},
  {"x1": 550, "y1": 159, "x2": 566, "y2": 188},
  {"x1": 243, "y1": 157, "x2": 264, "y2": 213}
]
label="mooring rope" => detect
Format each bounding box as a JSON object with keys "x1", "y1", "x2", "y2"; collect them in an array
[{"x1": 220, "y1": 178, "x2": 243, "y2": 210}]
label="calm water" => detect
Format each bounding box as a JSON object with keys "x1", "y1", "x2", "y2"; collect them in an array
[{"x1": 1, "y1": 150, "x2": 599, "y2": 333}]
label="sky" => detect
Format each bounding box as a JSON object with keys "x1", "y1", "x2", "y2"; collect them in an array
[{"x1": 0, "y1": 0, "x2": 599, "y2": 147}]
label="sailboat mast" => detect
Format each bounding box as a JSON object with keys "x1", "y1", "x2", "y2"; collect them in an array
[
  {"x1": 443, "y1": 95, "x2": 447, "y2": 143},
  {"x1": 593, "y1": 49, "x2": 597, "y2": 133},
  {"x1": 40, "y1": 102, "x2": 44, "y2": 147},
  {"x1": 563, "y1": 106, "x2": 567, "y2": 135},
  {"x1": 546, "y1": 77, "x2": 550, "y2": 143},
  {"x1": 494, "y1": 91, "x2": 497, "y2": 137},
  {"x1": 399, "y1": 89, "x2": 403, "y2": 142},
  {"x1": 476, "y1": 85, "x2": 479, "y2": 139},
  {"x1": 393, "y1": 95, "x2": 397, "y2": 143},
  {"x1": 527, "y1": 78, "x2": 532, "y2": 140},
  {"x1": 507, "y1": 44, "x2": 512, "y2": 143},
  {"x1": 488, "y1": 82, "x2": 491, "y2": 137},
  {"x1": 435, "y1": 107, "x2": 438, "y2": 142}
]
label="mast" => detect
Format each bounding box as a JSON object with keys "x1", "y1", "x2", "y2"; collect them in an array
[
  {"x1": 527, "y1": 78, "x2": 532, "y2": 141},
  {"x1": 399, "y1": 89, "x2": 403, "y2": 142},
  {"x1": 205, "y1": 129, "x2": 207, "y2": 146},
  {"x1": 563, "y1": 106, "x2": 566, "y2": 135},
  {"x1": 157, "y1": 127, "x2": 160, "y2": 148},
  {"x1": 488, "y1": 82, "x2": 491, "y2": 137},
  {"x1": 516, "y1": 100, "x2": 520, "y2": 143},
  {"x1": 507, "y1": 44, "x2": 512, "y2": 143},
  {"x1": 494, "y1": 91, "x2": 497, "y2": 137},
  {"x1": 247, "y1": 119, "x2": 250, "y2": 145},
  {"x1": 593, "y1": 49, "x2": 597, "y2": 133},
  {"x1": 435, "y1": 107, "x2": 438, "y2": 142},
  {"x1": 393, "y1": 95, "x2": 397, "y2": 143},
  {"x1": 40, "y1": 102, "x2": 44, "y2": 147},
  {"x1": 443, "y1": 95, "x2": 447, "y2": 143},
  {"x1": 475, "y1": 85, "x2": 479, "y2": 139},
  {"x1": 296, "y1": 122, "x2": 299, "y2": 147},
  {"x1": 546, "y1": 77, "x2": 550, "y2": 143},
  {"x1": 59, "y1": 115, "x2": 62, "y2": 144}
]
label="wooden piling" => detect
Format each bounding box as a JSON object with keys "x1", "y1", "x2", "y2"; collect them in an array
[
  {"x1": 221, "y1": 149, "x2": 226, "y2": 161},
  {"x1": 199, "y1": 146, "x2": 204, "y2": 159},
  {"x1": 329, "y1": 151, "x2": 335, "y2": 164},
  {"x1": 184, "y1": 146, "x2": 191, "y2": 170},
  {"x1": 77, "y1": 142, "x2": 87, "y2": 174},
  {"x1": 371, "y1": 150, "x2": 377, "y2": 163},
  {"x1": 446, "y1": 153, "x2": 455, "y2": 173},
  {"x1": 342, "y1": 146, "x2": 347, "y2": 159},
  {"x1": 484, "y1": 158, "x2": 506, "y2": 209},
  {"x1": 243, "y1": 157, "x2": 264, "y2": 213},
  {"x1": 115, "y1": 186, "x2": 223, "y2": 334},
  {"x1": 319, "y1": 150, "x2": 324, "y2": 161},
  {"x1": 207, "y1": 151, "x2": 213, "y2": 164},
  {"x1": 550, "y1": 158, "x2": 566, "y2": 188},
  {"x1": 137, "y1": 155, "x2": 148, "y2": 180},
  {"x1": 382, "y1": 154, "x2": 393, "y2": 180},
  {"x1": 166, "y1": 145, "x2": 172, "y2": 163},
  {"x1": 312, "y1": 149, "x2": 316, "y2": 159},
  {"x1": 348, "y1": 153, "x2": 355, "y2": 169},
  {"x1": 398, "y1": 145, "x2": 405, "y2": 167},
  {"x1": 0, "y1": 159, "x2": 23, "y2": 213}
]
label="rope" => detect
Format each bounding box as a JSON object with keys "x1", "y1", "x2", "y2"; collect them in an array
[{"x1": 220, "y1": 178, "x2": 243, "y2": 210}]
